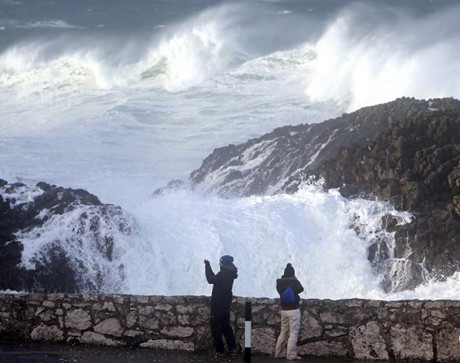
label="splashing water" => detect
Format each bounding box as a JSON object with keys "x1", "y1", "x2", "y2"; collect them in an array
[{"x1": 10, "y1": 183, "x2": 436, "y2": 300}]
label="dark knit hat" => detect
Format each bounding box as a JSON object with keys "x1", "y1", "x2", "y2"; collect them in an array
[
  {"x1": 284, "y1": 263, "x2": 295, "y2": 277},
  {"x1": 220, "y1": 255, "x2": 234, "y2": 265}
]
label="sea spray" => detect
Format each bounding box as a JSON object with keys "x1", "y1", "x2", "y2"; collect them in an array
[
  {"x1": 17, "y1": 204, "x2": 137, "y2": 293},
  {"x1": 3, "y1": 178, "x2": 460, "y2": 300},
  {"x1": 305, "y1": 3, "x2": 460, "y2": 110},
  {"x1": 16, "y1": 183, "x2": 411, "y2": 298}
]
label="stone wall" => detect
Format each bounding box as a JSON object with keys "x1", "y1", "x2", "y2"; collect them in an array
[{"x1": 1, "y1": 294, "x2": 460, "y2": 361}]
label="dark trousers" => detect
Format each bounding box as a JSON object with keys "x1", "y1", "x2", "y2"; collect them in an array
[{"x1": 210, "y1": 310, "x2": 236, "y2": 353}]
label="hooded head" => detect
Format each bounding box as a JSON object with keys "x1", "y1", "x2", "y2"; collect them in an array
[
  {"x1": 220, "y1": 255, "x2": 234, "y2": 266},
  {"x1": 220, "y1": 255, "x2": 238, "y2": 278},
  {"x1": 283, "y1": 263, "x2": 295, "y2": 278}
]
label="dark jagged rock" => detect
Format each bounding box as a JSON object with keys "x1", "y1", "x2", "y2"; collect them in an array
[
  {"x1": 0, "y1": 180, "x2": 130, "y2": 293},
  {"x1": 189, "y1": 97, "x2": 460, "y2": 291},
  {"x1": 152, "y1": 179, "x2": 185, "y2": 196},
  {"x1": 306, "y1": 100, "x2": 460, "y2": 282}
]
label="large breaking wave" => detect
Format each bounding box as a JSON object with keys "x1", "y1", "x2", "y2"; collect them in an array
[{"x1": 1, "y1": 3, "x2": 460, "y2": 106}]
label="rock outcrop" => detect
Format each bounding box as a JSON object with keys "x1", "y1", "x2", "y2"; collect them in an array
[
  {"x1": 0, "y1": 180, "x2": 131, "y2": 293},
  {"x1": 189, "y1": 98, "x2": 460, "y2": 290},
  {"x1": 289, "y1": 99, "x2": 460, "y2": 285},
  {"x1": 190, "y1": 98, "x2": 459, "y2": 197}
]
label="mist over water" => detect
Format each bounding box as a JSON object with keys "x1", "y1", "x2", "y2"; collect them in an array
[{"x1": 2, "y1": 0, "x2": 460, "y2": 298}]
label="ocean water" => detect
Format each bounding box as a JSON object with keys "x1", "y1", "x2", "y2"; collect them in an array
[{"x1": 1, "y1": 0, "x2": 460, "y2": 299}]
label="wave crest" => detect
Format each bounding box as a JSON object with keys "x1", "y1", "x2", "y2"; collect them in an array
[
  {"x1": 305, "y1": 3, "x2": 460, "y2": 110},
  {"x1": 0, "y1": 5, "x2": 246, "y2": 92}
]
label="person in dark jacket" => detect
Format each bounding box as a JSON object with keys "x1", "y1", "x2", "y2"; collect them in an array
[
  {"x1": 204, "y1": 255, "x2": 238, "y2": 355},
  {"x1": 274, "y1": 263, "x2": 304, "y2": 360}
]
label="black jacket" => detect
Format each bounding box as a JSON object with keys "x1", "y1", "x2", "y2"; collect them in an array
[
  {"x1": 276, "y1": 276, "x2": 304, "y2": 310},
  {"x1": 206, "y1": 262, "x2": 238, "y2": 313}
]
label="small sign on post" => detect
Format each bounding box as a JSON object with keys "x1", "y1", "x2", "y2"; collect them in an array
[{"x1": 244, "y1": 301, "x2": 252, "y2": 363}]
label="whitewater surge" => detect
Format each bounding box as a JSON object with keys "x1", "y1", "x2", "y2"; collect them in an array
[
  {"x1": 13, "y1": 181, "x2": 460, "y2": 300},
  {"x1": 2, "y1": 0, "x2": 460, "y2": 299},
  {"x1": 305, "y1": 3, "x2": 460, "y2": 111},
  {"x1": 10, "y1": 183, "x2": 415, "y2": 299}
]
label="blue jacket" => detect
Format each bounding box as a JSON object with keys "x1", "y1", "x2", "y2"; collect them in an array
[{"x1": 276, "y1": 276, "x2": 304, "y2": 310}]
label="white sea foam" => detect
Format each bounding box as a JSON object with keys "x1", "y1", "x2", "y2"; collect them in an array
[
  {"x1": 0, "y1": 5, "x2": 243, "y2": 92},
  {"x1": 16, "y1": 20, "x2": 83, "y2": 29},
  {"x1": 12, "y1": 183, "x2": 413, "y2": 298},
  {"x1": 383, "y1": 272, "x2": 460, "y2": 301},
  {"x1": 0, "y1": 183, "x2": 44, "y2": 208},
  {"x1": 0, "y1": 290, "x2": 26, "y2": 294},
  {"x1": 17, "y1": 204, "x2": 139, "y2": 293},
  {"x1": 15, "y1": 182, "x2": 460, "y2": 301},
  {"x1": 141, "y1": 8, "x2": 243, "y2": 92}
]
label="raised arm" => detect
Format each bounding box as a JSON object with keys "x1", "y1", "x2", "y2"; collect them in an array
[{"x1": 205, "y1": 259, "x2": 219, "y2": 284}]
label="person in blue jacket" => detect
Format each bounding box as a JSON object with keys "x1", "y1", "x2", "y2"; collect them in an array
[
  {"x1": 204, "y1": 255, "x2": 238, "y2": 355},
  {"x1": 274, "y1": 263, "x2": 304, "y2": 360}
]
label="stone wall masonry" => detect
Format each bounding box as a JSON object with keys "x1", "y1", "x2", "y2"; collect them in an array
[{"x1": 1, "y1": 294, "x2": 460, "y2": 361}]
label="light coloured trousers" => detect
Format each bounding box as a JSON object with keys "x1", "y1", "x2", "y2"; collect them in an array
[{"x1": 274, "y1": 308, "x2": 301, "y2": 360}]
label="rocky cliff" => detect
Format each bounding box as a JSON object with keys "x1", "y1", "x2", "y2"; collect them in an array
[
  {"x1": 189, "y1": 98, "x2": 460, "y2": 291},
  {"x1": 307, "y1": 100, "x2": 460, "y2": 285}
]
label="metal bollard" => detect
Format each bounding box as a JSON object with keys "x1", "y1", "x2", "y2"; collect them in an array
[{"x1": 244, "y1": 301, "x2": 252, "y2": 363}]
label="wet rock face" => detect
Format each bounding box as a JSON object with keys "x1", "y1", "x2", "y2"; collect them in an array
[
  {"x1": 190, "y1": 97, "x2": 460, "y2": 198},
  {"x1": 0, "y1": 181, "x2": 129, "y2": 293},
  {"x1": 189, "y1": 97, "x2": 460, "y2": 290},
  {"x1": 311, "y1": 100, "x2": 460, "y2": 281},
  {"x1": 189, "y1": 101, "x2": 399, "y2": 197}
]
